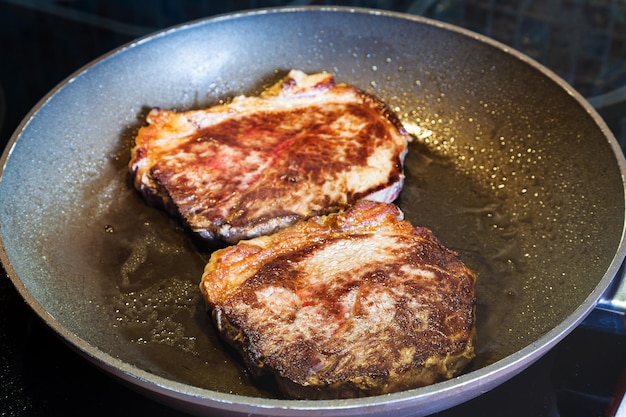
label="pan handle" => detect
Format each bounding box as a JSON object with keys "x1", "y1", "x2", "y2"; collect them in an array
[
  {"x1": 583, "y1": 260, "x2": 626, "y2": 334},
  {"x1": 598, "y1": 260, "x2": 626, "y2": 313}
]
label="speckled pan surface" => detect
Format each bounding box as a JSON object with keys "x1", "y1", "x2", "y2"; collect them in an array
[{"x1": 0, "y1": 6, "x2": 625, "y2": 417}]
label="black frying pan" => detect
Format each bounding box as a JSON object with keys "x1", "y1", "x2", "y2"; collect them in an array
[{"x1": 0, "y1": 7, "x2": 624, "y2": 417}]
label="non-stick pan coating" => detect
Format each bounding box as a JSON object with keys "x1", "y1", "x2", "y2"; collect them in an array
[{"x1": 0, "y1": 7, "x2": 624, "y2": 417}]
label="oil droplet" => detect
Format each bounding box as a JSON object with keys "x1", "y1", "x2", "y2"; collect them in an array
[{"x1": 112, "y1": 278, "x2": 200, "y2": 354}]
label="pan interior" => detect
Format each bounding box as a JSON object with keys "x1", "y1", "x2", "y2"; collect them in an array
[{"x1": 0, "y1": 9, "x2": 623, "y2": 399}]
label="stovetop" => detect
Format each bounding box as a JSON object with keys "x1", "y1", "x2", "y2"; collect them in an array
[{"x1": 1, "y1": 1, "x2": 625, "y2": 416}]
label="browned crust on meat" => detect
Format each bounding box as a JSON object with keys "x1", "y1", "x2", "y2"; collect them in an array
[
  {"x1": 129, "y1": 70, "x2": 409, "y2": 243},
  {"x1": 200, "y1": 200, "x2": 476, "y2": 399}
]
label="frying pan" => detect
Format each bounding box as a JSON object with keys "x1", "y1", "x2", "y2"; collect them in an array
[{"x1": 0, "y1": 6, "x2": 624, "y2": 417}]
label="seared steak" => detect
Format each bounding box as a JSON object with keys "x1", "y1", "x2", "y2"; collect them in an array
[
  {"x1": 200, "y1": 200, "x2": 476, "y2": 399},
  {"x1": 129, "y1": 70, "x2": 409, "y2": 244}
]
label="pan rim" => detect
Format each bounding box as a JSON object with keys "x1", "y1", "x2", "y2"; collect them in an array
[{"x1": 1, "y1": 5, "x2": 625, "y2": 416}]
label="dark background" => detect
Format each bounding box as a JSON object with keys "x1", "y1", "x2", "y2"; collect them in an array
[{"x1": 1, "y1": 1, "x2": 625, "y2": 416}]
